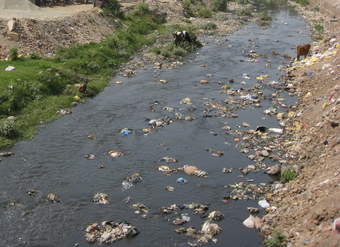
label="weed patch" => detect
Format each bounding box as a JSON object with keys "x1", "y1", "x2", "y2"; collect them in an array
[{"x1": 264, "y1": 231, "x2": 287, "y2": 247}]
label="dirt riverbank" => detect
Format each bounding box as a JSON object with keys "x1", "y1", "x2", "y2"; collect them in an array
[{"x1": 261, "y1": 1, "x2": 340, "y2": 246}]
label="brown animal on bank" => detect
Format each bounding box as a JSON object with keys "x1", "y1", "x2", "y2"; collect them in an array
[
  {"x1": 79, "y1": 82, "x2": 87, "y2": 94},
  {"x1": 296, "y1": 44, "x2": 311, "y2": 60}
]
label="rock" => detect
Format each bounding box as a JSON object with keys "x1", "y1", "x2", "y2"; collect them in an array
[
  {"x1": 258, "y1": 199, "x2": 270, "y2": 208},
  {"x1": 242, "y1": 215, "x2": 262, "y2": 229},
  {"x1": 7, "y1": 116, "x2": 17, "y2": 121},
  {"x1": 7, "y1": 18, "x2": 16, "y2": 32},
  {"x1": 266, "y1": 165, "x2": 281, "y2": 175},
  {"x1": 260, "y1": 150, "x2": 270, "y2": 157},
  {"x1": 7, "y1": 32, "x2": 19, "y2": 41}
]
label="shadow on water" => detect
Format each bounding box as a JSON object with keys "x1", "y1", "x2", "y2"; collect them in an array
[{"x1": 0, "y1": 1, "x2": 311, "y2": 247}]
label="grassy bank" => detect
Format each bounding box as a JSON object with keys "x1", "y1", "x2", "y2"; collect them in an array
[{"x1": 0, "y1": 3, "x2": 166, "y2": 149}]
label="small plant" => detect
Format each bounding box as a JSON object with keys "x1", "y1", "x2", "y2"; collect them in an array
[
  {"x1": 0, "y1": 119, "x2": 18, "y2": 138},
  {"x1": 200, "y1": 22, "x2": 218, "y2": 30},
  {"x1": 314, "y1": 24, "x2": 324, "y2": 32},
  {"x1": 257, "y1": 12, "x2": 272, "y2": 21},
  {"x1": 198, "y1": 7, "x2": 213, "y2": 18},
  {"x1": 29, "y1": 53, "x2": 41, "y2": 59},
  {"x1": 213, "y1": 0, "x2": 228, "y2": 12},
  {"x1": 295, "y1": 0, "x2": 309, "y2": 6},
  {"x1": 236, "y1": 8, "x2": 252, "y2": 16},
  {"x1": 264, "y1": 231, "x2": 286, "y2": 247},
  {"x1": 102, "y1": 0, "x2": 123, "y2": 18},
  {"x1": 280, "y1": 169, "x2": 297, "y2": 183},
  {"x1": 9, "y1": 48, "x2": 19, "y2": 61}
]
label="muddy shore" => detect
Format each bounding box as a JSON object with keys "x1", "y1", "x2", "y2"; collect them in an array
[{"x1": 261, "y1": 1, "x2": 340, "y2": 246}]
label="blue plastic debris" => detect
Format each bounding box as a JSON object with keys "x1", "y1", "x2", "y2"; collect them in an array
[
  {"x1": 176, "y1": 177, "x2": 188, "y2": 183},
  {"x1": 120, "y1": 129, "x2": 132, "y2": 136}
]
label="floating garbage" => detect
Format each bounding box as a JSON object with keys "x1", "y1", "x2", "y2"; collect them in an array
[
  {"x1": 47, "y1": 193, "x2": 60, "y2": 203},
  {"x1": 131, "y1": 203, "x2": 149, "y2": 217},
  {"x1": 122, "y1": 173, "x2": 142, "y2": 191},
  {"x1": 206, "y1": 149, "x2": 224, "y2": 157},
  {"x1": 268, "y1": 128, "x2": 283, "y2": 134},
  {"x1": 176, "y1": 177, "x2": 188, "y2": 184},
  {"x1": 173, "y1": 214, "x2": 191, "y2": 225},
  {"x1": 85, "y1": 221, "x2": 139, "y2": 244},
  {"x1": 108, "y1": 150, "x2": 124, "y2": 158},
  {"x1": 200, "y1": 79, "x2": 209, "y2": 84},
  {"x1": 5, "y1": 66, "x2": 15, "y2": 71},
  {"x1": 208, "y1": 211, "x2": 224, "y2": 221},
  {"x1": 198, "y1": 221, "x2": 222, "y2": 244},
  {"x1": 180, "y1": 97, "x2": 192, "y2": 105},
  {"x1": 93, "y1": 193, "x2": 109, "y2": 205},
  {"x1": 256, "y1": 74, "x2": 269, "y2": 81},
  {"x1": 158, "y1": 165, "x2": 178, "y2": 175},
  {"x1": 120, "y1": 128, "x2": 132, "y2": 136},
  {"x1": 165, "y1": 186, "x2": 175, "y2": 192},
  {"x1": 258, "y1": 199, "x2": 270, "y2": 208},
  {"x1": 240, "y1": 94, "x2": 256, "y2": 101},
  {"x1": 160, "y1": 156, "x2": 178, "y2": 163},
  {"x1": 0, "y1": 152, "x2": 14, "y2": 157},
  {"x1": 182, "y1": 165, "x2": 208, "y2": 177},
  {"x1": 84, "y1": 154, "x2": 96, "y2": 160}
]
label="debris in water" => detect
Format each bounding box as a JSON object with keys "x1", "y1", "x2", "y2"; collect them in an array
[
  {"x1": 180, "y1": 97, "x2": 193, "y2": 105},
  {"x1": 165, "y1": 186, "x2": 175, "y2": 192},
  {"x1": 47, "y1": 193, "x2": 60, "y2": 203},
  {"x1": 182, "y1": 165, "x2": 208, "y2": 177},
  {"x1": 206, "y1": 149, "x2": 224, "y2": 157},
  {"x1": 160, "y1": 156, "x2": 178, "y2": 163},
  {"x1": 93, "y1": 193, "x2": 109, "y2": 205},
  {"x1": 120, "y1": 128, "x2": 132, "y2": 136},
  {"x1": 131, "y1": 203, "x2": 149, "y2": 217},
  {"x1": 242, "y1": 215, "x2": 262, "y2": 229},
  {"x1": 122, "y1": 173, "x2": 143, "y2": 191},
  {"x1": 0, "y1": 152, "x2": 14, "y2": 157},
  {"x1": 176, "y1": 177, "x2": 188, "y2": 184},
  {"x1": 85, "y1": 221, "x2": 139, "y2": 244},
  {"x1": 84, "y1": 154, "x2": 96, "y2": 160},
  {"x1": 208, "y1": 211, "x2": 224, "y2": 221},
  {"x1": 108, "y1": 150, "x2": 124, "y2": 158}
]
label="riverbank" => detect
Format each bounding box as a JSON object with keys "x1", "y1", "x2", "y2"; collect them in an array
[
  {"x1": 0, "y1": 1, "x2": 254, "y2": 149},
  {"x1": 261, "y1": 1, "x2": 340, "y2": 246}
]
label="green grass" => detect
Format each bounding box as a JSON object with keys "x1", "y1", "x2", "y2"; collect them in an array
[
  {"x1": 264, "y1": 231, "x2": 287, "y2": 247},
  {"x1": 280, "y1": 169, "x2": 297, "y2": 183},
  {"x1": 0, "y1": 3, "x2": 165, "y2": 149},
  {"x1": 295, "y1": 0, "x2": 309, "y2": 6},
  {"x1": 200, "y1": 22, "x2": 218, "y2": 30}
]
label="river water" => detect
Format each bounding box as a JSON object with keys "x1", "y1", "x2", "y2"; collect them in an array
[{"x1": 0, "y1": 1, "x2": 311, "y2": 247}]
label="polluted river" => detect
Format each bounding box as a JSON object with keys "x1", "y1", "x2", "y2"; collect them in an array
[{"x1": 0, "y1": 2, "x2": 311, "y2": 247}]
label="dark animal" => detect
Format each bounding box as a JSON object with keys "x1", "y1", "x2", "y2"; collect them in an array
[
  {"x1": 173, "y1": 31, "x2": 192, "y2": 46},
  {"x1": 79, "y1": 82, "x2": 87, "y2": 94},
  {"x1": 296, "y1": 44, "x2": 311, "y2": 60}
]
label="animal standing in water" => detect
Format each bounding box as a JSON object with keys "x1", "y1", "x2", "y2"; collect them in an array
[{"x1": 296, "y1": 44, "x2": 311, "y2": 60}]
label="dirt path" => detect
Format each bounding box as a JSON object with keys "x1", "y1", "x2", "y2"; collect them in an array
[{"x1": 0, "y1": 4, "x2": 94, "y2": 20}]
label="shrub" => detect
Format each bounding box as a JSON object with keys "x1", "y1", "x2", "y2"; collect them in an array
[
  {"x1": 280, "y1": 169, "x2": 297, "y2": 183},
  {"x1": 38, "y1": 68, "x2": 76, "y2": 95},
  {"x1": 257, "y1": 12, "x2": 272, "y2": 21},
  {"x1": 183, "y1": 0, "x2": 196, "y2": 17},
  {"x1": 295, "y1": 0, "x2": 309, "y2": 6},
  {"x1": 264, "y1": 231, "x2": 286, "y2": 247},
  {"x1": 213, "y1": 0, "x2": 228, "y2": 12},
  {"x1": 29, "y1": 53, "x2": 41, "y2": 59},
  {"x1": 9, "y1": 48, "x2": 19, "y2": 61},
  {"x1": 314, "y1": 24, "x2": 324, "y2": 32},
  {"x1": 198, "y1": 7, "x2": 213, "y2": 18},
  {"x1": 102, "y1": 0, "x2": 123, "y2": 17},
  {"x1": 200, "y1": 22, "x2": 217, "y2": 30},
  {"x1": 0, "y1": 119, "x2": 18, "y2": 138}
]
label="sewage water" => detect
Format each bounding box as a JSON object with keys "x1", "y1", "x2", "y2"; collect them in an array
[{"x1": 0, "y1": 2, "x2": 311, "y2": 247}]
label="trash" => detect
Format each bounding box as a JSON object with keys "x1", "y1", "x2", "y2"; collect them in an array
[
  {"x1": 47, "y1": 193, "x2": 60, "y2": 203},
  {"x1": 200, "y1": 79, "x2": 209, "y2": 84},
  {"x1": 256, "y1": 74, "x2": 269, "y2": 81},
  {"x1": 131, "y1": 203, "x2": 149, "y2": 217},
  {"x1": 161, "y1": 204, "x2": 182, "y2": 214},
  {"x1": 332, "y1": 218, "x2": 340, "y2": 234},
  {"x1": 160, "y1": 156, "x2": 178, "y2": 163},
  {"x1": 266, "y1": 165, "x2": 281, "y2": 175},
  {"x1": 120, "y1": 128, "x2": 132, "y2": 136},
  {"x1": 84, "y1": 154, "x2": 96, "y2": 160},
  {"x1": 173, "y1": 214, "x2": 190, "y2": 225},
  {"x1": 4, "y1": 66, "x2": 15, "y2": 71},
  {"x1": 176, "y1": 177, "x2": 188, "y2": 183},
  {"x1": 206, "y1": 149, "x2": 224, "y2": 157},
  {"x1": 305, "y1": 72, "x2": 314, "y2": 77},
  {"x1": 242, "y1": 215, "x2": 262, "y2": 229},
  {"x1": 85, "y1": 221, "x2": 139, "y2": 244},
  {"x1": 87, "y1": 134, "x2": 96, "y2": 140},
  {"x1": 184, "y1": 203, "x2": 209, "y2": 215},
  {"x1": 165, "y1": 186, "x2": 175, "y2": 192},
  {"x1": 115, "y1": 80, "x2": 123, "y2": 84},
  {"x1": 108, "y1": 150, "x2": 124, "y2": 158},
  {"x1": 198, "y1": 221, "x2": 222, "y2": 244},
  {"x1": 158, "y1": 165, "x2": 178, "y2": 175},
  {"x1": 208, "y1": 211, "x2": 224, "y2": 221},
  {"x1": 242, "y1": 73, "x2": 251, "y2": 79},
  {"x1": 180, "y1": 97, "x2": 192, "y2": 105},
  {"x1": 240, "y1": 94, "x2": 256, "y2": 101},
  {"x1": 222, "y1": 168, "x2": 233, "y2": 173},
  {"x1": 182, "y1": 165, "x2": 208, "y2": 177},
  {"x1": 0, "y1": 152, "x2": 14, "y2": 157},
  {"x1": 268, "y1": 128, "x2": 283, "y2": 134},
  {"x1": 58, "y1": 109, "x2": 72, "y2": 115},
  {"x1": 93, "y1": 193, "x2": 109, "y2": 205},
  {"x1": 159, "y1": 79, "x2": 168, "y2": 84},
  {"x1": 122, "y1": 173, "x2": 142, "y2": 191},
  {"x1": 247, "y1": 207, "x2": 259, "y2": 214},
  {"x1": 74, "y1": 95, "x2": 81, "y2": 101},
  {"x1": 258, "y1": 199, "x2": 270, "y2": 208}
]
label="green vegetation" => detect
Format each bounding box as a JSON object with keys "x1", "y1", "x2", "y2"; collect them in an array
[
  {"x1": 313, "y1": 23, "x2": 324, "y2": 40},
  {"x1": 294, "y1": 0, "x2": 309, "y2": 6},
  {"x1": 102, "y1": 0, "x2": 123, "y2": 17},
  {"x1": 213, "y1": 0, "x2": 228, "y2": 12},
  {"x1": 0, "y1": 3, "x2": 167, "y2": 148},
  {"x1": 264, "y1": 231, "x2": 287, "y2": 247},
  {"x1": 236, "y1": 8, "x2": 253, "y2": 16},
  {"x1": 197, "y1": 7, "x2": 213, "y2": 18},
  {"x1": 200, "y1": 22, "x2": 218, "y2": 30},
  {"x1": 280, "y1": 169, "x2": 297, "y2": 183}
]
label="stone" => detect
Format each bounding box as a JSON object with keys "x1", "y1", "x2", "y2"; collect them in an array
[{"x1": 7, "y1": 32, "x2": 19, "y2": 41}]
